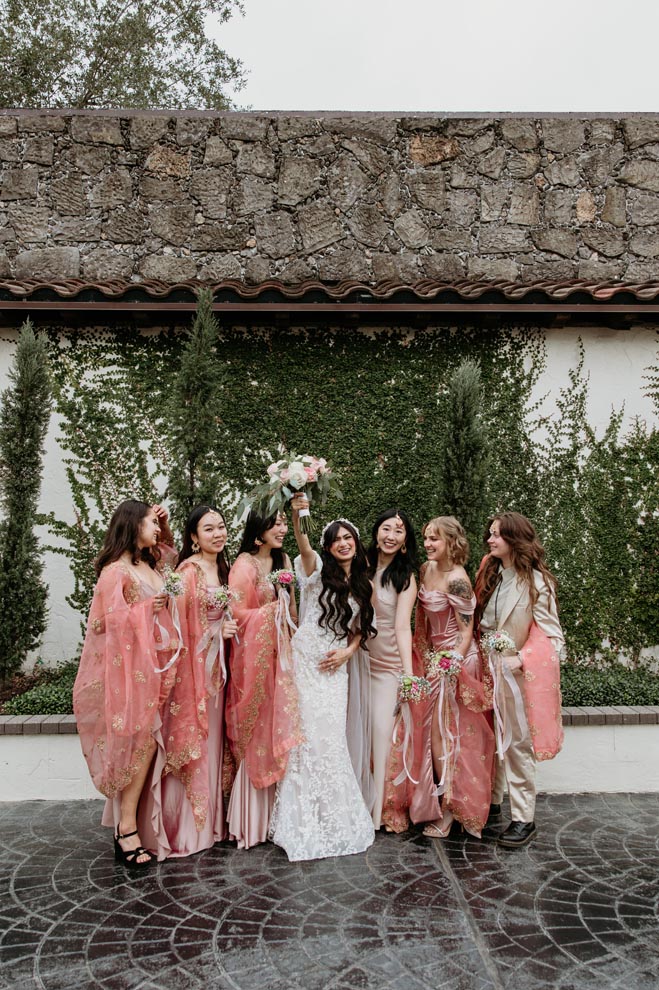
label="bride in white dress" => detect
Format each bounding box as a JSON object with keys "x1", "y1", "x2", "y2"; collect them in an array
[{"x1": 269, "y1": 497, "x2": 376, "y2": 861}]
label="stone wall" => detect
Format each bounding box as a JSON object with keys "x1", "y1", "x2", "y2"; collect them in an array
[{"x1": 1, "y1": 110, "x2": 659, "y2": 286}]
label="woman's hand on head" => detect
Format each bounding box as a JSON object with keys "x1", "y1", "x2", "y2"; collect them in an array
[{"x1": 152, "y1": 503, "x2": 169, "y2": 524}]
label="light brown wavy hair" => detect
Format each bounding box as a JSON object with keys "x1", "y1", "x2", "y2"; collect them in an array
[
  {"x1": 424, "y1": 516, "x2": 469, "y2": 566},
  {"x1": 474, "y1": 512, "x2": 558, "y2": 622}
]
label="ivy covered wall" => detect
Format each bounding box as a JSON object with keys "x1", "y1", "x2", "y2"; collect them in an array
[{"x1": 31, "y1": 319, "x2": 659, "y2": 665}]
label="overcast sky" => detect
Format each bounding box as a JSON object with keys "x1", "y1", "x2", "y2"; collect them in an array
[{"x1": 211, "y1": 0, "x2": 659, "y2": 113}]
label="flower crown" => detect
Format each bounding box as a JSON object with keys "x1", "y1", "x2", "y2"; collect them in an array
[{"x1": 320, "y1": 518, "x2": 360, "y2": 547}]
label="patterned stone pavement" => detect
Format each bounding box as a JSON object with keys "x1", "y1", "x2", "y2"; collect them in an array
[{"x1": 0, "y1": 794, "x2": 657, "y2": 990}]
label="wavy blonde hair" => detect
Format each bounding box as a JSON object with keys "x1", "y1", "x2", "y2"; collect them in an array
[{"x1": 423, "y1": 516, "x2": 469, "y2": 566}]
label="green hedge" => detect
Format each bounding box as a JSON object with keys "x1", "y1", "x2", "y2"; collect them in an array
[
  {"x1": 4, "y1": 658, "x2": 659, "y2": 714},
  {"x1": 1, "y1": 661, "x2": 77, "y2": 715},
  {"x1": 560, "y1": 662, "x2": 659, "y2": 707}
]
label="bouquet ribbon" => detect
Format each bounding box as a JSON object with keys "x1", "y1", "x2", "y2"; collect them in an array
[
  {"x1": 488, "y1": 651, "x2": 527, "y2": 758},
  {"x1": 392, "y1": 701, "x2": 418, "y2": 786},
  {"x1": 433, "y1": 676, "x2": 461, "y2": 796},
  {"x1": 274, "y1": 590, "x2": 297, "y2": 671},
  {"x1": 198, "y1": 613, "x2": 233, "y2": 702},
  {"x1": 153, "y1": 597, "x2": 184, "y2": 674}
]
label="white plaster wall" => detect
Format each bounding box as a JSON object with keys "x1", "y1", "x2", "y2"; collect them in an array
[
  {"x1": 0, "y1": 734, "x2": 99, "y2": 801},
  {"x1": 0, "y1": 322, "x2": 656, "y2": 662},
  {"x1": 2, "y1": 723, "x2": 657, "y2": 801},
  {"x1": 536, "y1": 724, "x2": 659, "y2": 794}
]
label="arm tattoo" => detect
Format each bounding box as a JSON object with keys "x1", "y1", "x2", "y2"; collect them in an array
[
  {"x1": 458, "y1": 612, "x2": 471, "y2": 626},
  {"x1": 448, "y1": 578, "x2": 471, "y2": 598}
]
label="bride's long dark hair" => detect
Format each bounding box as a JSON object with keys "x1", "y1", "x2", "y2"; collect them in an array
[{"x1": 319, "y1": 520, "x2": 376, "y2": 648}]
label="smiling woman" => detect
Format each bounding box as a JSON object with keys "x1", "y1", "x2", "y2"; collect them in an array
[{"x1": 269, "y1": 496, "x2": 377, "y2": 861}]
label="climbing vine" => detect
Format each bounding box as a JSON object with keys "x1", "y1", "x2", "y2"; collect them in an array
[{"x1": 43, "y1": 320, "x2": 659, "y2": 662}]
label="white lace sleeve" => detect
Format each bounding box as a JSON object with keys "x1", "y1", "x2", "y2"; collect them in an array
[{"x1": 294, "y1": 553, "x2": 322, "y2": 626}]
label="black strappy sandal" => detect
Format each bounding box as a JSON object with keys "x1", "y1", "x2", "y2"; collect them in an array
[{"x1": 114, "y1": 827, "x2": 155, "y2": 869}]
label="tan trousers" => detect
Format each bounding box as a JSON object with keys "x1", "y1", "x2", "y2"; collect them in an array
[{"x1": 491, "y1": 667, "x2": 536, "y2": 822}]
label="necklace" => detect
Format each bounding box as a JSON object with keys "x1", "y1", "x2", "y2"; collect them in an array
[{"x1": 493, "y1": 578, "x2": 503, "y2": 622}]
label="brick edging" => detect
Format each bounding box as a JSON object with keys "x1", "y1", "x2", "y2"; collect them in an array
[{"x1": 1, "y1": 708, "x2": 659, "y2": 735}]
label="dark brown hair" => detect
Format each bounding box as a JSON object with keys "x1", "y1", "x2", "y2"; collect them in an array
[{"x1": 95, "y1": 499, "x2": 160, "y2": 576}]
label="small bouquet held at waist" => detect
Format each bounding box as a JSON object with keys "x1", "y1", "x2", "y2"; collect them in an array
[
  {"x1": 235, "y1": 451, "x2": 342, "y2": 535},
  {"x1": 425, "y1": 649, "x2": 462, "y2": 680},
  {"x1": 161, "y1": 567, "x2": 184, "y2": 597},
  {"x1": 396, "y1": 674, "x2": 431, "y2": 707},
  {"x1": 267, "y1": 569, "x2": 297, "y2": 590},
  {"x1": 481, "y1": 630, "x2": 516, "y2": 655},
  {"x1": 206, "y1": 585, "x2": 239, "y2": 611}
]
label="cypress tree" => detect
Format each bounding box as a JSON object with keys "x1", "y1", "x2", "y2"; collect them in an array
[
  {"x1": 166, "y1": 288, "x2": 225, "y2": 535},
  {"x1": 441, "y1": 359, "x2": 490, "y2": 576},
  {"x1": 0, "y1": 319, "x2": 52, "y2": 683}
]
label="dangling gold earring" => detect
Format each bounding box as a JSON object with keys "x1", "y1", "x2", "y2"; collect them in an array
[
  {"x1": 192, "y1": 539, "x2": 200, "y2": 554},
  {"x1": 401, "y1": 545, "x2": 407, "y2": 555},
  {"x1": 255, "y1": 538, "x2": 263, "y2": 547}
]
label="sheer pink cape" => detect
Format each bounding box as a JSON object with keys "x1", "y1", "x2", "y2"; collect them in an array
[
  {"x1": 476, "y1": 554, "x2": 563, "y2": 761},
  {"x1": 519, "y1": 622, "x2": 564, "y2": 760},
  {"x1": 409, "y1": 590, "x2": 495, "y2": 834},
  {"x1": 73, "y1": 560, "x2": 179, "y2": 799},
  {"x1": 159, "y1": 559, "x2": 234, "y2": 831},
  {"x1": 225, "y1": 553, "x2": 301, "y2": 789}
]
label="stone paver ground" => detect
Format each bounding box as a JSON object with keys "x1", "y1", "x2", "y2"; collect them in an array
[{"x1": 1, "y1": 794, "x2": 657, "y2": 990}]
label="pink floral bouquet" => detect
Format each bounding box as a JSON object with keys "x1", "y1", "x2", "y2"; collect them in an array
[
  {"x1": 236, "y1": 452, "x2": 342, "y2": 535},
  {"x1": 396, "y1": 674, "x2": 431, "y2": 708},
  {"x1": 482, "y1": 631, "x2": 516, "y2": 654},
  {"x1": 425, "y1": 649, "x2": 462, "y2": 680},
  {"x1": 267, "y1": 569, "x2": 297, "y2": 589}
]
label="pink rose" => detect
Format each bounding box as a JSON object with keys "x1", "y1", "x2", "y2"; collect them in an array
[
  {"x1": 280, "y1": 468, "x2": 291, "y2": 482},
  {"x1": 304, "y1": 466, "x2": 317, "y2": 482},
  {"x1": 279, "y1": 571, "x2": 293, "y2": 584}
]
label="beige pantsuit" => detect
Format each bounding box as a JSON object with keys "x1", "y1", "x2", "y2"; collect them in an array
[{"x1": 482, "y1": 567, "x2": 564, "y2": 823}]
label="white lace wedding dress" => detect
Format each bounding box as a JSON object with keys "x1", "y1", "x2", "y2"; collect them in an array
[{"x1": 269, "y1": 553, "x2": 375, "y2": 861}]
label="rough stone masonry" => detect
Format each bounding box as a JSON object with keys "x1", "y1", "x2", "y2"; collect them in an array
[{"x1": 1, "y1": 111, "x2": 659, "y2": 285}]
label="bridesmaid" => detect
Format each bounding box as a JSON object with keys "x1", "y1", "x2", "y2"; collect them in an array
[
  {"x1": 225, "y1": 510, "x2": 302, "y2": 849},
  {"x1": 74, "y1": 500, "x2": 181, "y2": 869},
  {"x1": 475, "y1": 512, "x2": 564, "y2": 848},
  {"x1": 411, "y1": 516, "x2": 495, "y2": 838},
  {"x1": 366, "y1": 508, "x2": 418, "y2": 833},
  {"x1": 140, "y1": 504, "x2": 239, "y2": 858}
]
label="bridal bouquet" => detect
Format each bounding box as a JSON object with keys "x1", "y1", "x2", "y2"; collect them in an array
[
  {"x1": 236, "y1": 452, "x2": 342, "y2": 535},
  {"x1": 425, "y1": 649, "x2": 462, "y2": 681},
  {"x1": 482, "y1": 631, "x2": 516, "y2": 654}
]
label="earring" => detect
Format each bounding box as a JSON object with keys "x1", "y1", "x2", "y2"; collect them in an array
[
  {"x1": 255, "y1": 538, "x2": 263, "y2": 547},
  {"x1": 191, "y1": 539, "x2": 200, "y2": 554},
  {"x1": 401, "y1": 545, "x2": 407, "y2": 555}
]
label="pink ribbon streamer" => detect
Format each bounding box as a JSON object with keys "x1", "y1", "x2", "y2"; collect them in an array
[
  {"x1": 433, "y1": 676, "x2": 461, "y2": 796},
  {"x1": 153, "y1": 597, "x2": 183, "y2": 673},
  {"x1": 488, "y1": 651, "x2": 527, "y2": 759},
  {"x1": 274, "y1": 589, "x2": 297, "y2": 672},
  {"x1": 392, "y1": 701, "x2": 418, "y2": 786}
]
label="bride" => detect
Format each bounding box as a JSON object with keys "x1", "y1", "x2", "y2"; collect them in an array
[{"x1": 269, "y1": 495, "x2": 376, "y2": 861}]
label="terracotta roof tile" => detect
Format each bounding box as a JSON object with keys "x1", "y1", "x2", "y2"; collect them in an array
[{"x1": 2, "y1": 277, "x2": 659, "y2": 307}]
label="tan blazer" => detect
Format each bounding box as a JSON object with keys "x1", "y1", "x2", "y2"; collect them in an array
[{"x1": 496, "y1": 569, "x2": 564, "y2": 657}]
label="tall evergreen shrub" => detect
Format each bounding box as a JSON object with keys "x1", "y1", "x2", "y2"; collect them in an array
[
  {"x1": 0, "y1": 320, "x2": 51, "y2": 683},
  {"x1": 166, "y1": 289, "x2": 226, "y2": 534},
  {"x1": 440, "y1": 359, "x2": 490, "y2": 574}
]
